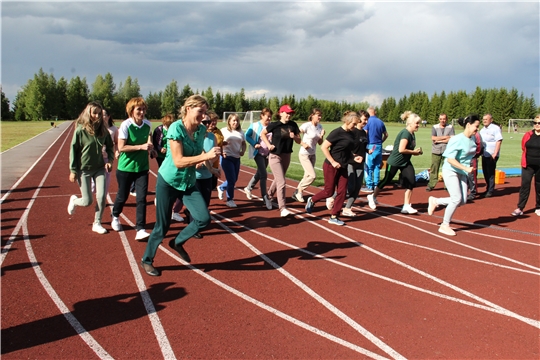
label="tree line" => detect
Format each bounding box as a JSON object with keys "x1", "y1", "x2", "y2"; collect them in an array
[{"x1": 1, "y1": 68, "x2": 538, "y2": 124}]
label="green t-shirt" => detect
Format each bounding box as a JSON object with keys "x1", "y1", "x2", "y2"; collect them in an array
[
  {"x1": 117, "y1": 118, "x2": 152, "y2": 172},
  {"x1": 387, "y1": 128, "x2": 416, "y2": 168},
  {"x1": 158, "y1": 120, "x2": 207, "y2": 191}
]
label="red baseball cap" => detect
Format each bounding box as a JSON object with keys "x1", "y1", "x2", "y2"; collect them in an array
[{"x1": 279, "y1": 104, "x2": 295, "y2": 114}]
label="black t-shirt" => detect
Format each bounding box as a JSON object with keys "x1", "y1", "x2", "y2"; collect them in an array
[
  {"x1": 349, "y1": 128, "x2": 368, "y2": 166},
  {"x1": 266, "y1": 120, "x2": 300, "y2": 155},
  {"x1": 525, "y1": 132, "x2": 540, "y2": 167},
  {"x1": 324, "y1": 127, "x2": 355, "y2": 168}
]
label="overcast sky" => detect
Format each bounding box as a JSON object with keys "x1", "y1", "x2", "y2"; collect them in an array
[{"x1": 2, "y1": 1, "x2": 539, "y2": 108}]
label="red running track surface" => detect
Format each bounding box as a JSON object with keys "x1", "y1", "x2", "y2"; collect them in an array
[{"x1": 1, "y1": 124, "x2": 539, "y2": 359}]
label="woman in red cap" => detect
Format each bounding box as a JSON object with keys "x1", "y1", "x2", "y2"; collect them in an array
[{"x1": 260, "y1": 104, "x2": 301, "y2": 217}]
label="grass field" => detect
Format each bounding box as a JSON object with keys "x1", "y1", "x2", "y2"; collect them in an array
[
  {"x1": 1, "y1": 121, "x2": 67, "y2": 152},
  {"x1": 1, "y1": 120, "x2": 523, "y2": 187}
]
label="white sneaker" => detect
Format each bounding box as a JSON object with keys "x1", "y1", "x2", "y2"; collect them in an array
[
  {"x1": 401, "y1": 204, "x2": 418, "y2": 214},
  {"x1": 130, "y1": 191, "x2": 137, "y2": 197},
  {"x1": 438, "y1": 224, "x2": 456, "y2": 236},
  {"x1": 280, "y1": 208, "x2": 292, "y2": 217},
  {"x1": 92, "y1": 223, "x2": 108, "y2": 234},
  {"x1": 341, "y1": 208, "x2": 356, "y2": 217},
  {"x1": 367, "y1": 194, "x2": 377, "y2": 210},
  {"x1": 328, "y1": 217, "x2": 345, "y2": 226},
  {"x1": 226, "y1": 200, "x2": 237, "y2": 208},
  {"x1": 536, "y1": 209, "x2": 540, "y2": 216},
  {"x1": 264, "y1": 195, "x2": 273, "y2": 210},
  {"x1": 244, "y1": 187, "x2": 253, "y2": 200},
  {"x1": 427, "y1": 196, "x2": 438, "y2": 216},
  {"x1": 135, "y1": 229, "x2": 150, "y2": 241},
  {"x1": 217, "y1": 187, "x2": 224, "y2": 200},
  {"x1": 111, "y1": 216, "x2": 122, "y2": 231},
  {"x1": 67, "y1": 195, "x2": 78, "y2": 215},
  {"x1": 171, "y1": 213, "x2": 184, "y2": 222},
  {"x1": 326, "y1": 197, "x2": 334, "y2": 210},
  {"x1": 154, "y1": 198, "x2": 157, "y2": 206}
]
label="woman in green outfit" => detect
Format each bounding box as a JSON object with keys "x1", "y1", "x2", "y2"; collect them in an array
[
  {"x1": 367, "y1": 111, "x2": 424, "y2": 214},
  {"x1": 68, "y1": 101, "x2": 114, "y2": 234},
  {"x1": 140, "y1": 95, "x2": 221, "y2": 276}
]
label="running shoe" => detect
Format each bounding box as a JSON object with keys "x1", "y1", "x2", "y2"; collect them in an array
[
  {"x1": 511, "y1": 208, "x2": 523, "y2": 216},
  {"x1": 427, "y1": 196, "x2": 438, "y2": 216},
  {"x1": 92, "y1": 222, "x2": 107, "y2": 234},
  {"x1": 67, "y1": 195, "x2": 77, "y2": 215},
  {"x1": 367, "y1": 194, "x2": 377, "y2": 210},
  {"x1": 326, "y1": 197, "x2": 334, "y2": 210},
  {"x1": 280, "y1": 208, "x2": 292, "y2": 217},
  {"x1": 217, "y1": 187, "x2": 224, "y2": 200},
  {"x1": 291, "y1": 190, "x2": 304, "y2": 203},
  {"x1": 341, "y1": 208, "x2": 356, "y2": 217},
  {"x1": 244, "y1": 187, "x2": 253, "y2": 200},
  {"x1": 264, "y1": 195, "x2": 273, "y2": 210},
  {"x1": 438, "y1": 224, "x2": 456, "y2": 236},
  {"x1": 111, "y1": 216, "x2": 122, "y2": 231},
  {"x1": 401, "y1": 204, "x2": 418, "y2": 214},
  {"x1": 305, "y1": 197, "x2": 315, "y2": 214},
  {"x1": 135, "y1": 229, "x2": 150, "y2": 241},
  {"x1": 328, "y1": 217, "x2": 345, "y2": 226},
  {"x1": 226, "y1": 200, "x2": 237, "y2": 208},
  {"x1": 171, "y1": 213, "x2": 184, "y2": 222}
]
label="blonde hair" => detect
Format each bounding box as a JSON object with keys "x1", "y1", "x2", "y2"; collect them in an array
[
  {"x1": 342, "y1": 110, "x2": 361, "y2": 124},
  {"x1": 401, "y1": 111, "x2": 421, "y2": 126},
  {"x1": 226, "y1": 113, "x2": 242, "y2": 131},
  {"x1": 76, "y1": 101, "x2": 107, "y2": 137},
  {"x1": 179, "y1": 95, "x2": 209, "y2": 119},
  {"x1": 125, "y1": 97, "x2": 147, "y2": 118}
]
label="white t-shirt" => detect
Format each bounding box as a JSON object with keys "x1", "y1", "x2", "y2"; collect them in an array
[
  {"x1": 221, "y1": 128, "x2": 245, "y2": 158},
  {"x1": 479, "y1": 123, "x2": 503, "y2": 157},
  {"x1": 299, "y1": 122, "x2": 323, "y2": 156}
]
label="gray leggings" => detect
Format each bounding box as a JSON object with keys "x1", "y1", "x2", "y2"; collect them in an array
[
  {"x1": 74, "y1": 167, "x2": 107, "y2": 224},
  {"x1": 437, "y1": 168, "x2": 468, "y2": 225}
]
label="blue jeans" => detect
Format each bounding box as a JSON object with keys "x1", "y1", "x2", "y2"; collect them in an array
[
  {"x1": 220, "y1": 156, "x2": 240, "y2": 201},
  {"x1": 365, "y1": 144, "x2": 382, "y2": 189}
]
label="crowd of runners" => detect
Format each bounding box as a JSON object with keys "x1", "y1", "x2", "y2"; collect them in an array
[{"x1": 67, "y1": 95, "x2": 540, "y2": 276}]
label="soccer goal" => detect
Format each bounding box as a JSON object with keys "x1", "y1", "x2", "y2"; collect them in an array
[
  {"x1": 222, "y1": 110, "x2": 262, "y2": 131},
  {"x1": 507, "y1": 119, "x2": 535, "y2": 133}
]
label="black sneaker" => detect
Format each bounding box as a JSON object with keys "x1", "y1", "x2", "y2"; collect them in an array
[{"x1": 168, "y1": 240, "x2": 191, "y2": 263}]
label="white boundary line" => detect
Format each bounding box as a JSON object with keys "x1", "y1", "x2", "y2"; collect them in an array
[
  {"x1": 1, "y1": 123, "x2": 72, "y2": 204},
  {"x1": 211, "y1": 212, "x2": 540, "y2": 323}
]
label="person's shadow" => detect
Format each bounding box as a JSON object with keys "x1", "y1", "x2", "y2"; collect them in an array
[
  {"x1": 1, "y1": 282, "x2": 186, "y2": 354},
  {"x1": 162, "y1": 240, "x2": 361, "y2": 273}
]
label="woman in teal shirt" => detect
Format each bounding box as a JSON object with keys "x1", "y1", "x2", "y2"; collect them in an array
[
  {"x1": 427, "y1": 114, "x2": 480, "y2": 236},
  {"x1": 141, "y1": 95, "x2": 221, "y2": 276}
]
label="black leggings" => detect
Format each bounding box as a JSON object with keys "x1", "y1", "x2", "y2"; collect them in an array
[{"x1": 377, "y1": 163, "x2": 416, "y2": 190}]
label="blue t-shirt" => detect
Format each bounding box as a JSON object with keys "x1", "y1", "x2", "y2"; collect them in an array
[
  {"x1": 364, "y1": 116, "x2": 387, "y2": 145},
  {"x1": 442, "y1": 133, "x2": 476, "y2": 176}
]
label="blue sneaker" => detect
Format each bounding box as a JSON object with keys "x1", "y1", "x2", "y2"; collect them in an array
[
  {"x1": 305, "y1": 197, "x2": 314, "y2": 214},
  {"x1": 328, "y1": 217, "x2": 345, "y2": 226}
]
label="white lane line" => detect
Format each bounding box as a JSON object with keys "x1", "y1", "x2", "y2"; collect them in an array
[
  {"x1": 158, "y1": 246, "x2": 391, "y2": 360},
  {"x1": 1, "y1": 131, "x2": 113, "y2": 358},
  {"x1": 353, "y1": 207, "x2": 540, "y2": 272},
  {"x1": 298, "y1": 211, "x2": 540, "y2": 329},
  {"x1": 0, "y1": 123, "x2": 72, "y2": 204},
  {"x1": 22, "y1": 222, "x2": 113, "y2": 359},
  {"x1": 211, "y1": 212, "x2": 537, "y2": 322},
  {"x1": 211, "y1": 215, "x2": 406, "y2": 360},
  {"x1": 109, "y1": 195, "x2": 176, "y2": 360},
  {"x1": 1, "y1": 131, "x2": 71, "y2": 265}
]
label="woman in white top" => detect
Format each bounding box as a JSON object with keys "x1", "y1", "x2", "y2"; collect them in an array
[
  {"x1": 293, "y1": 108, "x2": 325, "y2": 202},
  {"x1": 218, "y1": 113, "x2": 246, "y2": 207}
]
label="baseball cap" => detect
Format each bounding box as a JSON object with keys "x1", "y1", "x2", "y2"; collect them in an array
[{"x1": 279, "y1": 104, "x2": 295, "y2": 114}]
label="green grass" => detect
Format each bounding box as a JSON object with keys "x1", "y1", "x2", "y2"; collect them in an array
[{"x1": 1, "y1": 121, "x2": 68, "y2": 152}]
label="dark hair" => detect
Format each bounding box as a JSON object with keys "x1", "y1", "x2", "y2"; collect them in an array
[
  {"x1": 359, "y1": 109, "x2": 370, "y2": 119},
  {"x1": 103, "y1": 107, "x2": 114, "y2": 127},
  {"x1": 458, "y1": 114, "x2": 480, "y2": 128}
]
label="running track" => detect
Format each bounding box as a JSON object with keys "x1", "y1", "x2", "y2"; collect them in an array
[{"x1": 1, "y1": 123, "x2": 539, "y2": 359}]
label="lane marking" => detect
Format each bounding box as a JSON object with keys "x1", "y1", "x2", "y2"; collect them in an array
[
  {"x1": 158, "y1": 245, "x2": 392, "y2": 360},
  {"x1": 108, "y1": 195, "x2": 177, "y2": 360},
  {"x1": 22, "y1": 222, "x2": 113, "y2": 359},
  {"x1": 211, "y1": 212, "x2": 538, "y2": 321},
  {"x1": 1, "y1": 123, "x2": 72, "y2": 204}
]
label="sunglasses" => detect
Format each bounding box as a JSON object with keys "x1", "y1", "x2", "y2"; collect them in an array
[
  {"x1": 202, "y1": 120, "x2": 211, "y2": 125},
  {"x1": 534, "y1": 121, "x2": 540, "y2": 125}
]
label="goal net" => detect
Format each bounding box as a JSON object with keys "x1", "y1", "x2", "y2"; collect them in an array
[
  {"x1": 222, "y1": 111, "x2": 262, "y2": 131},
  {"x1": 507, "y1": 119, "x2": 535, "y2": 133}
]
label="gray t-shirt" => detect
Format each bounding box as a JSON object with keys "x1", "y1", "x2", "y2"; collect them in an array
[{"x1": 431, "y1": 124, "x2": 455, "y2": 155}]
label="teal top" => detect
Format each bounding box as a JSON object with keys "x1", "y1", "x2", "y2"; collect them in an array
[
  {"x1": 387, "y1": 128, "x2": 416, "y2": 168},
  {"x1": 196, "y1": 132, "x2": 216, "y2": 180},
  {"x1": 442, "y1": 133, "x2": 476, "y2": 176},
  {"x1": 158, "y1": 120, "x2": 207, "y2": 191}
]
